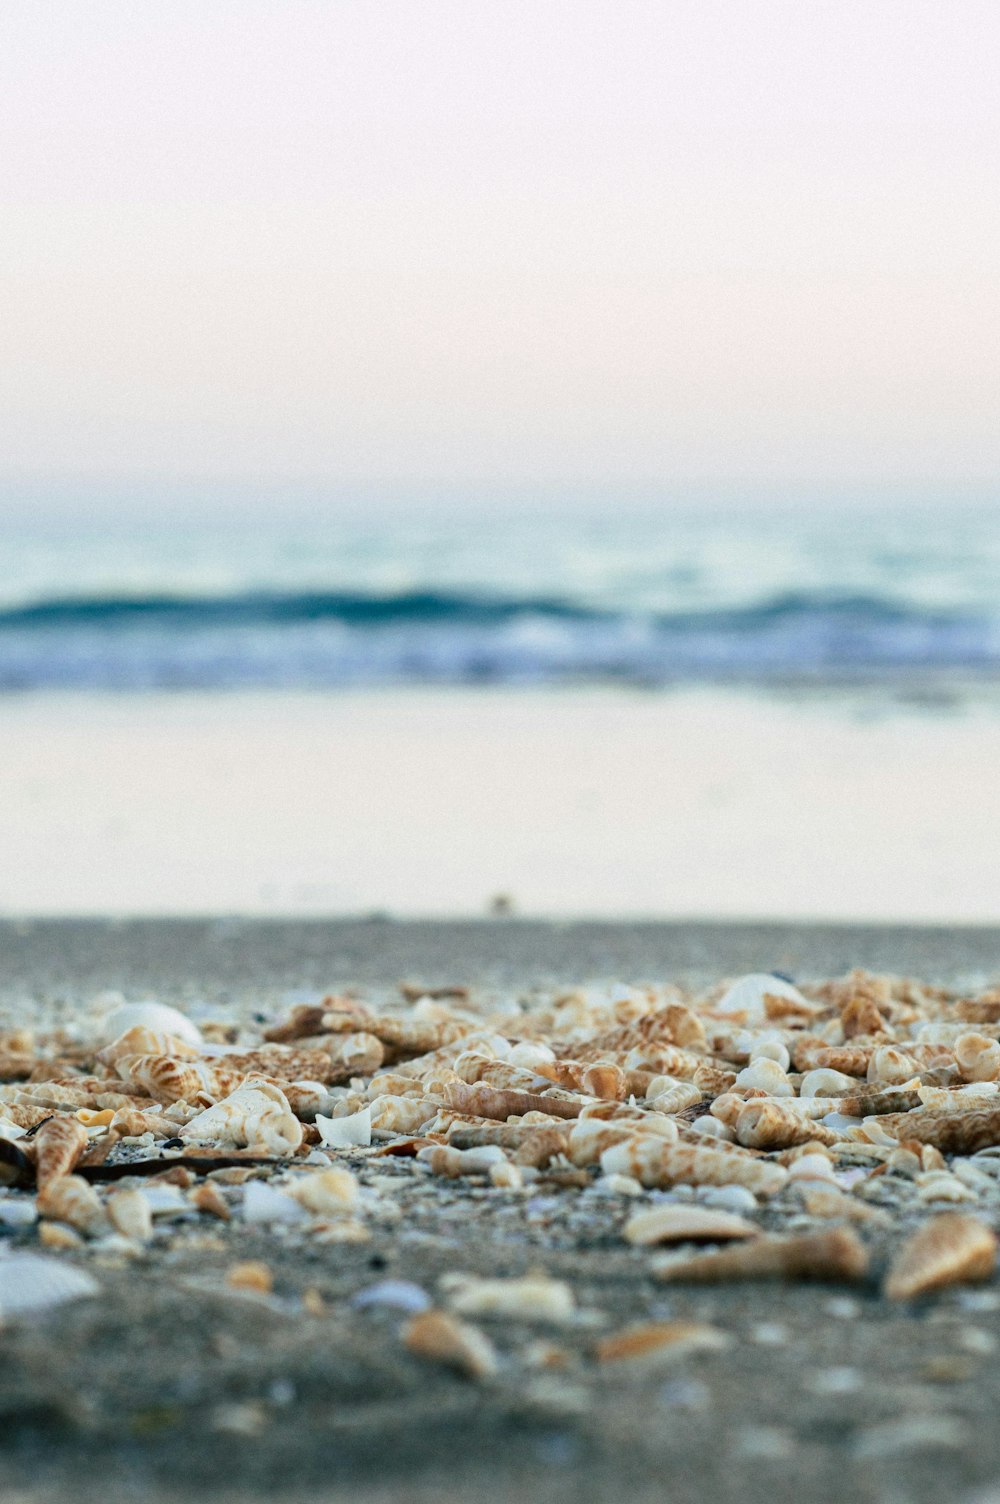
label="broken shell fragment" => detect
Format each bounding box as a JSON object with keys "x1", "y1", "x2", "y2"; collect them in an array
[
  {"x1": 36, "y1": 1174, "x2": 110, "y2": 1238},
  {"x1": 402, "y1": 1309, "x2": 498, "y2": 1379},
  {"x1": 622, "y1": 1204, "x2": 759, "y2": 1246},
  {"x1": 596, "y1": 1320, "x2": 732, "y2": 1365},
  {"x1": 653, "y1": 1227, "x2": 868, "y2": 1284},
  {"x1": 107, "y1": 1188, "x2": 154, "y2": 1241},
  {"x1": 884, "y1": 1213, "x2": 998, "y2": 1300},
  {"x1": 441, "y1": 1272, "x2": 576, "y2": 1324}
]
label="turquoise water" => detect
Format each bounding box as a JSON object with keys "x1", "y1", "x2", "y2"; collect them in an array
[{"x1": 1, "y1": 505, "x2": 999, "y2": 690}]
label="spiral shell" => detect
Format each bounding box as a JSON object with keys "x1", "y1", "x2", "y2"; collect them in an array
[
  {"x1": 954, "y1": 1033, "x2": 1000, "y2": 1083},
  {"x1": 179, "y1": 1080, "x2": 303, "y2": 1154},
  {"x1": 368, "y1": 1094, "x2": 439, "y2": 1135},
  {"x1": 734, "y1": 1100, "x2": 840, "y2": 1150},
  {"x1": 600, "y1": 1137, "x2": 788, "y2": 1196},
  {"x1": 97, "y1": 1027, "x2": 199, "y2": 1068},
  {"x1": 115, "y1": 1055, "x2": 243, "y2": 1105},
  {"x1": 31, "y1": 1115, "x2": 89, "y2": 1190}
]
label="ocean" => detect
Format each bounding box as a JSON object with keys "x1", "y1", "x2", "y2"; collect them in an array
[{"x1": 3, "y1": 504, "x2": 999, "y2": 693}]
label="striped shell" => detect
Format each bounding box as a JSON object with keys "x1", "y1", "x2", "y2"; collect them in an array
[
  {"x1": 600, "y1": 1137, "x2": 788, "y2": 1196},
  {"x1": 653, "y1": 1227, "x2": 868, "y2": 1284},
  {"x1": 884, "y1": 1213, "x2": 998, "y2": 1300},
  {"x1": 32, "y1": 1115, "x2": 89, "y2": 1191},
  {"x1": 36, "y1": 1174, "x2": 110, "y2": 1237}
]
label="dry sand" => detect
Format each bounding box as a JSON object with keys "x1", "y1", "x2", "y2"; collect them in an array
[{"x1": 3, "y1": 918, "x2": 1000, "y2": 1504}]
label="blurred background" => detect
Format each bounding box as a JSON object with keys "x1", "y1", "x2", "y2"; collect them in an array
[{"x1": 2, "y1": 2, "x2": 999, "y2": 920}]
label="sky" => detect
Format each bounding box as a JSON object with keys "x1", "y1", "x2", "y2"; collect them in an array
[{"x1": 1, "y1": 1, "x2": 999, "y2": 514}]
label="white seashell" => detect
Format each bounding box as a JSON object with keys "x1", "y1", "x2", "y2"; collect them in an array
[
  {"x1": 180, "y1": 1080, "x2": 302, "y2": 1154},
  {"x1": 915, "y1": 1172, "x2": 978, "y2": 1204},
  {"x1": 241, "y1": 1180, "x2": 309, "y2": 1225},
  {"x1": 689, "y1": 1116, "x2": 734, "y2": 1141},
  {"x1": 801, "y1": 1069, "x2": 857, "y2": 1099},
  {"x1": 749, "y1": 1035, "x2": 791, "y2": 1071},
  {"x1": 489, "y1": 1161, "x2": 524, "y2": 1190},
  {"x1": 352, "y1": 1279, "x2": 431, "y2": 1314},
  {"x1": 590, "y1": 1173, "x2": 644, "y2": 1197},
  {"x1": 0, "y1": 1118, "x2": 27, "y2": 1141},
  {"x1": 699, "y1": 1184, "x2": 760, "y2": 1214},
  {"x1": 0, "y1": 1253, "x2": 100, "y2": 1316},
  {"x1": 100, "y1": 1002, "x2": 202, "y2": 1049},
  {"x1": 507, "y1": 1042, "x2": 556, "y2": 1067},
  {"x1": 915, "y1": 1023, "x2": 968, "y2": 1046},
  {"x1": 142, "y1": 1185, "x2": 188, "y2": 1216},
  {"x1": 733, "y1": 1059, "x2": 794, "y2": 1096},
  {"x1": 786, "y1": 1154, "x2": 838, "y2": 1183},
  {"x1": 954, "y1": 1033, "x2": 1000, "y2": 1083},
  {"x1": 822, "y1": 1111, "x2": 863, "y2": 1132},
  {"x1": 441, "y1": 1273, "x2": 576, "y2": 1324},
  {"x1": 714, "y1": 974, "x2": 807, "y2": 1022},
  {"x1": 315, "y1": 1107, "x2": 372, "y2": 1149}
]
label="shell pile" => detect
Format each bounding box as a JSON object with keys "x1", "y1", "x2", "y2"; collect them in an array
[{"x1": 5, "y1": 969, "x2": 1000, "y2": 1365}]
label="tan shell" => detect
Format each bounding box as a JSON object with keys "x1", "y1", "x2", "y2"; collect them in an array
[
  {"x1": 31, "y1": 1115, "x2": 89, "y2": 1190},
  {"x1": 734, "y1": 1101, "x2": 840, "y2": 1150},
  {"x1": 115, "y1": 1055, "x2": 244, "y2": 1105},
  {"x1": 97, "y1": 1027, "x2": 200, "y2": 1068},
  {"x1": 884, "y1": 1213, "x2": 998, "y2": 1300},
  {"x1": 442, "y1": 1273, "x2": 575, "y2": 1323},
  {"x1": 110, "y1": 1106, "x2": 179, "y2": 1139},
  {"x1": 600, "y1": 1137, "x2": 788, "y2": 1197},
  {"x1": 37, "y1": 1174, "x2": 110, "y2": 1237},
  {"x1": 443, "y1": 1079, "x2": 582, "y2": 1123},
  {"x1": 190, "y1": 1182, "x2": 231, "y2": 1220},
  {"x1": 595, "y1": 1320, "x2": 731, "y2": 1364},
  {"x1": 875, "y1": 1105, "x2": 1000, "y2": 1154},
  {"x1": 623, "y1": 1204, "x2": 759, "y2": 1246},
  {"x1": 402, "y1": 1309, "x2": 497, "y2": 1379},
  {"x1": 792, "y1": 1039, "x2": 873, "y2": 1076},
  {"x1": 954, "y1": 1033, "x2": 1000, "y2": 1083},
  {"x1": 107, "y1": 1188, "x2": 153, "y2": 1241},
  {"x1": 179, "y1": 1080, "x2": 303, "y2": 1154},
  {"x1": 645, "y1": 1079, "x2": 704, "y2": 1114},
  {"x1": 287, "y1": 1167, "x2": 359, "y2": 1215},
  {"x1": 533, "y1": 1059, "x2": 628, "y2": 1100},
  {"x1": 368, "y1": 1094, "x2": 439, "y2": 1135},
  {"x1": 653, "y1": 1226, "x2": 868, "y2": 1284}
]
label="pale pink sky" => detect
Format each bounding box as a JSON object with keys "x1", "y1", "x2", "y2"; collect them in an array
[{"x1": 1, "y1": 2, "x2": 998, "y2": 506}]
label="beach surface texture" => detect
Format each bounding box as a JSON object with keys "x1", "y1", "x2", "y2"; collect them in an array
[{"x1": 3, "y1": 918, "x2": 1000, "y2": 1504}]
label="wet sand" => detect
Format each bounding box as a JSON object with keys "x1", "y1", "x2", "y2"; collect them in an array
[{"x1": 4, "y1": 918, "x2": 1000, "y2": 1504}]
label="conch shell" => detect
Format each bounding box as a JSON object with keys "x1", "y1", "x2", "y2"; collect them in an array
[{"x1": 179, "y1": 1080, "x2": 303, "y2": 1154}]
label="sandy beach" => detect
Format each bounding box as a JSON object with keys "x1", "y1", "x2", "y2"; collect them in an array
[
  {"x1": 4, "y1": 918, "x2": 1000, "y2": 1504},
  {"x1": 3, "y1": 688, "x2": 1000, "y2": 921}
]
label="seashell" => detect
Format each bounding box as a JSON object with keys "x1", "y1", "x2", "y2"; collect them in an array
[
  {"x1": 0, "y1": 1196, "x2": 37, "y2": 1226},
  {"x1": 786, "y1": 1153, "x2": 838, "y2": 1183},
  {"x1": 417, "y1": 1145, "x2": 508, "y2": 1178},
  {"x1": 866, "y1": 1047, "x2": 920, "y2": 1086},
  {"x1": 622, "y1": 1043, "x2": 706, "y2": 1080},
  {"x1": 713, "y1": 974, "x2": 809, "y2": 1023},
  {"x1": 734, "y1": 1101, "x2": 840, "y2": 1150},
  {"x1": 489, "y1": 1160, "x2": 524, "y2": 1189},
  {"x1": 884, "y1": 1213, "x2": 998, "y2": 1299},
  {"x1": 688, "y1": 1115, "x2": 733, "y2": 1141},
  {"x1": 100, "y1": 1002, "x2": 202, "y2": 1049},
  {"x1": 368, "y1": 1094, "x2": 439, "y2": 1136},
  {"x1": 402, "y1": 1309, "x2": 497, "y2": 1379},
  {"x1": 287, "y1": 1167, "x2": 359, "y2": 1215},
  {"x1": 315, "y1": 1106, "x2": 372, "y2": 1148},
  {"x1": 565, "y1": 1118, "x2": 674, "y2": 1169},
  {"x1": 263, "y1": 998, "x2": 368, "y2": 1043},
  {"x1": 107, "y1": 1188, "x2": 153, "y2": 1241},
  {"x1": 653, "y1": 1227, "x2": 868, "y2": 1284},
  {"x1": 699, "y1": 1184, "x2": 760, "y2": 1214},
  {"x1": 875, "y1": 1105, "x2": 1000, "y2": 1154},
  {"x1": 748, "y1": 1034, "x2": 791, "y2": 1070},
  {"x1": 38, "y1": 1222, "x2": 84, "y2": 1250},
  {"x1": 116, "y1": 1054, "x2": 241, "y2": 1105},
  {"x1": 595, "y1": 1320, "x2": 731, "y2": 1365},
  {"x1": 644, "y1": 1078, "x2": 704, "y2": 1114},
  {"x1": 792, "y1": 1039, "x2": 872, "y2": 1077},
  {"x1": 227, "y1": 1260, "x2": 274, "y2": 1294},
  {"x1": 190, "y1": 1182, "x2": 231, "y2": 1220},
  {"x1": 31, "y1": 1115, "x2": 89, "y2": 1190},
  {"x1": 600, "y1": 1138, "x2": 788, "y2": 1197},
  {"x1": 955, "y1": 993, "x2": 1000, "y2": 1025},
  {"x1": 840, "y1": 993, "x2": 890, "y2": 1040},
  {"x1": 800, "y1": 1068, "x2": 857, "y2": 1099},
  {"x1": 179, "y1": 1080, "x2": 303, "y2": 1154},
  {"x1": 443, "y1": 1080, "x2": 582, "y2": 1123},
  {"x1": 0, "y1": 1253, "x2": 100, "y2": 1316},
  {"x1": 913, "y1": 1170, "x2": 976, "y2": 1203},
  {"x1": 367, "y1": 1014, "x2": 473, "y2": 1062},
  {"x1": 353, "y1": 1279, "x2": 432, "y2": 1313},
  {"x1": 36, "y1": 1174, "x2": 110, "y2": 1237},
  {"x1": 691, "y1": 1062, "x2": 738, "y2": 1095},
  {"x1": 366, "y1": 1073, "x2": 426, "y2": 1099},
  {"x1": 623, "y1": 1204, "x2": 758, "y2": 1246},
  {"x1": 733, "y1": 1059, "x2": 794, "y2": 1097},
  {"x1": 533, "y1": 1060, "x2": 629, "y2": 1100},
  {"x1": 109, "y1": 1107, "x2": 178, "y2": 1139},
  {"x1": 97, "y1": 1027, "x2": 200, "y2": 1068},
  {"x1": 441, "y1": 1273, "x2": 575, "y2": 1324},
  {"x1": 954, "y1": 1033, "x2": 1000, "y2": 1083},
  {"x1": 241, "y1": 1181, "x2": 309, "y2": 1225}
]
